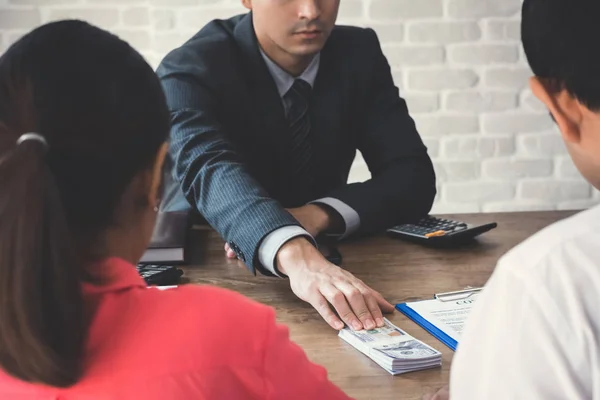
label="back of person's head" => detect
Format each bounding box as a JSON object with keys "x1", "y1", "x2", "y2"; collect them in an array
[
  {"x1": 522, "y1": 0, "x2": 600, "y2": 188},
  {"x1": 0, "y1": 20, "x2": 169, "y2": 387}
]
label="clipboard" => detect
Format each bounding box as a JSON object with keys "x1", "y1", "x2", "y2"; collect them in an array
[
  {"x1": 396, "y1": 287, "x2": 481, "y2": 351},
  {"x1": 434, "y1": 287, "x2": 481, "y2": 302}
]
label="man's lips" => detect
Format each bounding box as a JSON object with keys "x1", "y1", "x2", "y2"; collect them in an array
[{"x1": 294, "y1": 30, "x2": 323, "y2": 38}]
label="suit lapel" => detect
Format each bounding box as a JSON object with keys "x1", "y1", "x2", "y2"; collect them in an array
[
  {"x1": 233, "y1": 14, "x2": 288, "y2": 151},
  {"x1": 310, "y1": 41, "x2": 345, "y2": 191},
  {"x1": 232, "y1": 15, "x2": 347, "y2": 203}
]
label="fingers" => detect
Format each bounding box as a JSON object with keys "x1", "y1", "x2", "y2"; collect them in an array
[
  {"x1": 360, "y1": 287, "x2": 385, "y2": 328},
  {"x1": 350, "y1": 279, "x2": 387, "y2": 327},
  {"x1": 283, "y1": 254, "x2": 392, "y2": 332},
  {"x1": 320, "y1": 283, "x2": 365, "y2": 330},
  {"x1": 309, "y1": 291, "x2": 344, "y2": 330},
  {"x1": 373, "y1": 290, "x2": 396, "y2": 314},
  {"x1": 224, "y1": 243, "x2": 237, "y2": 259},
  {"x1": 334, "y1": 281, "x2": 377, "y2": 330},
  {"x1": 320, "y1": 283, "x2": 362, "y2": 330}
]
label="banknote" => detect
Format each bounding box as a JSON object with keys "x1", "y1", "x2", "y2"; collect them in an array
[
  {"x1": 339, "y1": 318, "x2": 442, "y2": 375},
  {"x1": 343, "y1": 319, "x2": 413, "y2": 349},
  {"x1": 375, "y1": 340, "x2": 439, "y2": 359}
]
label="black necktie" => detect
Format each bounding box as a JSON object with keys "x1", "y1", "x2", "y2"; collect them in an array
[{"x1": 285, "y1": 79, "x2": 314, "y2": 189}]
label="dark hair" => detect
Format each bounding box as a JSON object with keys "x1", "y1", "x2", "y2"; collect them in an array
[
  {"x1": 0, "y1": 20, "x2": 169, "y2": 387},
  {"x1": 522, "y1": 0, "x2": 600, "y2": 110}
]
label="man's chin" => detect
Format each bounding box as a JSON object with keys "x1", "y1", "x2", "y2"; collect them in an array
[
  {"x1": 291, "y1": 39, "x2": 326, "y2": 56},
  {"x1": 290, "y1": 42, "x2": 326, "y2": 57}
]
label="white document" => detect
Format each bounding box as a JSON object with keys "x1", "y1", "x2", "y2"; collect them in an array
[{"x1": 403, "y1": 293, "x2": 479, "y2": 343}]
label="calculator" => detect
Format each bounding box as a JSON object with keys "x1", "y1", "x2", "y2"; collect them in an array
[
  {"x1": 136, "y1": 264, "x2": 183, "y2": 286},
  {"x1": 386, "y1": 216, "x2": 497, "y2": 247}
]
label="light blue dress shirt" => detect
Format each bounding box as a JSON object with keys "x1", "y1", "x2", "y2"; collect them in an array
[{"x1": 257, "y1": 50, "x2": 361, "y2": 276}]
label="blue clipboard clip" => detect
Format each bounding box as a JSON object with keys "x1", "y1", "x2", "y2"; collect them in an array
[{"x1": 434, "y1": 287, "x2": 482, "y2": 302}]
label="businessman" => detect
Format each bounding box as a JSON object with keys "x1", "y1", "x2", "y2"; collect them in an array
[{"x1": 157, "y1": 0, "x2": 436, "y2": 331}]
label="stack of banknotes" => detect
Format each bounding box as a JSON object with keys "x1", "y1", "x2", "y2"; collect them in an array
[{"x1": 338, "y1": 318, "x2": 442, "y2": 375}]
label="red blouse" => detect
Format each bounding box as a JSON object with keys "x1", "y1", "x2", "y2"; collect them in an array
[{"x1": 0, "y1": 258, "x2": 352, "y2": 399}]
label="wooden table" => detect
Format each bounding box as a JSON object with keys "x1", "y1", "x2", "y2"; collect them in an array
[{"x1": 181, "y1": 211, "x2": 576, "y2": 400}]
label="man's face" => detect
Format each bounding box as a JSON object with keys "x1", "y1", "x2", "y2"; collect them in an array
[
  {"x1": 533, "y1": 78, "x2": 600, "y2": 191},
  {"x1": 245, "y1": 0, "x2": 340, "y2": 57},
  {"x1": 563, "y1": 119, "x2": 600, "y2": 190}
]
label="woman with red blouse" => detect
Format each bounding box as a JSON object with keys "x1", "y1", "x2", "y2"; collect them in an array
[{"x1": 0, "y1": 20, "x2": 352, "y2": 400}]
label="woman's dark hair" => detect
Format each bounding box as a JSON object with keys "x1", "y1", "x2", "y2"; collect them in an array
[{"x1": 0, "y1": 20, "x2": 169, "y2": 387}]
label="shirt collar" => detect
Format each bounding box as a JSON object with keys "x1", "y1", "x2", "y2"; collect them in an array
[
  {"x1": 260, "y1": 49, "x2": 320, "y2": 98},
  {"x1": 84, "y1": 257, "x2": 146, "y2": 294}
]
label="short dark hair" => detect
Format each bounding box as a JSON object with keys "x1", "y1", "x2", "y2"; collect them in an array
[
  {"x1": 522, "y1": 0, "x2": 600, "y2": 110},
  {"x1": 0, "y1": 20, "x2": 169, "y2": 387}
]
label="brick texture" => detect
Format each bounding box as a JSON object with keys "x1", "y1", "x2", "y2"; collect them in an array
[{"x1": 0, "y1": 0, "x2": 595, "y2": 213}]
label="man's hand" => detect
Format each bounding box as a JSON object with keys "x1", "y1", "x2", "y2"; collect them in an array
[
  {"x1": 277, "y1": 237, "x2": 395, "y2": 330},
  {"x1": 422, "y1": 386, "x2": 449, "y2": 400}
]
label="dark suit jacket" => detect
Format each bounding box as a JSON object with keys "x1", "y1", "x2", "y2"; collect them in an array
[{"x1": 156, "y1": 13, "x2": 436, "y2": 274}]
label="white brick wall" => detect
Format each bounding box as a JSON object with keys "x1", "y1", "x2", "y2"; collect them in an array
[{"x1": 0, "y1": 0, "x2": 596, "y2": 213}]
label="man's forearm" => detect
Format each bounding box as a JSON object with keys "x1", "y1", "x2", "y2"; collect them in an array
[
  {"x1": 158, "y1": 75, "x2": 305, "y2": 274},
  {"x1": 323, "y1": 155, "x2": 436, "y2": 235},
  {"x1": 286, "y1": 204, "x2": 342, "y2": 237},
  {"x1": 178, "y1": 154, "x2": 301, "y2": 273},
  {"x1": 309, "y1": 198, "x2": 360, "y2": 238}
]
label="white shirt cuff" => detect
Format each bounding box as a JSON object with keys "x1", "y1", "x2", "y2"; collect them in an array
[
  {"x1": 258, "y1": 226, "x2": 313, "y2": 277},
  {"x1": 310, "y1": 197, "x2": 360, "y2": 239}
]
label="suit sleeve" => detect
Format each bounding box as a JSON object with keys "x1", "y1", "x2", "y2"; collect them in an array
[
  {"x1": 324, "y1": 28, "x2": 436, "y2": 236},
  {"x1": 261, "y1": 311, "x2": 354, "y2": 400},
  {"x1": 157, "y1": 52, "x2": 303, "y2": 275}
]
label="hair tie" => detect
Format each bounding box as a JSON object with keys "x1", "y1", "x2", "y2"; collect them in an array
[{"x1": 16, "y1": 133, "x2": 48, "y2": 150}]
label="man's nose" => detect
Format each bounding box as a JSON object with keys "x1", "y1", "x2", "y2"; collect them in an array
[{"x1": 297, "y1": 0, "x2": 321, "y2": 21}]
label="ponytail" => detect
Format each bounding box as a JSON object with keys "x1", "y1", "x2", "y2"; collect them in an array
[{"x1": 0, "y1": 131, "x2": 85, "y2": 387}]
